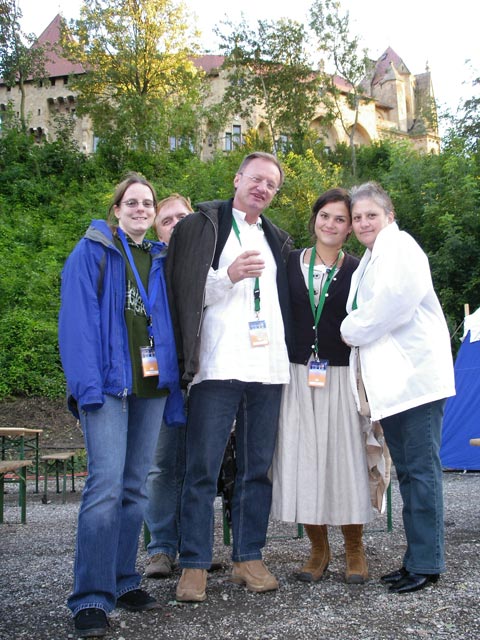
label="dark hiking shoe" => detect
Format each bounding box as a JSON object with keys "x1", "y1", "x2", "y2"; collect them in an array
[
  {"x1": 74, "y1": 608, "x2": 108, "y2": 638},
  {"x1": 116, "y1": 588, "x2": 160, "y2": 611}
]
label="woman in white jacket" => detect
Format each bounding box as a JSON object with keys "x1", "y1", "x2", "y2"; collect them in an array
[{"x1": 340, "y1": 181, "x2": 455, "y2": 594}]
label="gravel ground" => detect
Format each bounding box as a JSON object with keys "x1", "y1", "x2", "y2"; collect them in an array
[{"x1": 1, "y1": 471, "x2": 479, "y2": 640}]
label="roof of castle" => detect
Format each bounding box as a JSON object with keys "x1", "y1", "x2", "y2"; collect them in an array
[
  {"x1": 193, "y1": 55, "x2": 225, "y2": 73},
  {"x1": 371, "y1": 46, "x2": 411, "y2": 86},
  {"x1": 8, "y1": 14, "x2": 430, "y2": 111},
  {"x1": 34, "y1": 14, "x2": 85, "y2": 78},
  {"x1": 34, "y1": 16, "x2": 224, "y2": 78}
]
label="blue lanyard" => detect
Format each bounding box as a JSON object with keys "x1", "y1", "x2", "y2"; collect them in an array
[{"x1": 117, "y1": 228, "x2": 160, "y2": 345}]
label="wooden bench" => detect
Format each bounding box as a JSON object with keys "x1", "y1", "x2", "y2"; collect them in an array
[
  {"x1": 40, "y1": 451, "x2": 77, "y2": 504},
  {"x1": 0, "y1": 428, "x2": 43, "y2": 493},
  {"x1": 0, "y1": 459, "x2": 31, "y2": 524}
]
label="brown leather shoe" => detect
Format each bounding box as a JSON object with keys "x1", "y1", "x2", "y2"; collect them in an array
[
  {"x1": 176, "y1": 568, "x2": 207, "y2": 602},
  {"x1": 231, "y1": 560, "x2": 279, "y2": 593}
]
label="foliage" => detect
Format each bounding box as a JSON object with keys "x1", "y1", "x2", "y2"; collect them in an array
[
  {"x1": 61, "y1": 0, "x2": 205, "y2": 158},
  {"x1": 215, "y1": 15, "x2": 323, "y2": 155},
  {"x1": 0, "y1": 0, "x2": 49, "y2": 130},
  {"x1": 0, "y1": 310, "x2": 63, "y2": 397},
  {"x1": 456, "y1": 74, "x2": 480, "y2": 152},
  {"x1": 0, "y1": 127, "x2": 115, "y2": 398},
  {"x1": 0, "y1": 93, "x2": 479, "y2": 397},
  {"x1": 271, "y1": 149, "x2": 344, "y2": 249},
  {"x1": 353, "y1": 137, "x2": 480, "y2": 350},
  {"x1": 309, "y1": 0, "x2": 370, "y2": 176},
  {"x1": 1, "y1": 0, "x2": 477, "y2": 400}
]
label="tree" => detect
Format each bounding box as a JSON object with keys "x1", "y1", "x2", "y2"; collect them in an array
[
  {"x1": 215, "y1": 15, "x2": 323, "y2": 155},
  {"x1": 0, "y1": 0, "x2": 48, "y2": 131},
  {"x1": 61, "y1": 0, "x2": 205, "y2": 156},
  {"x1": 309, "y1": 0, "x2": 370, "y2": 176},
  {"x1": 457, "y1": 74, "x2": 480, "y2": 152},
  {"x1": 353, "y1": 136, "x2": 480, "y2": 345}
]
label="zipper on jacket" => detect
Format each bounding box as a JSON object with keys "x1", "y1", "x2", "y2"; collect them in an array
[
  {"x1": 121, "y1": 387, "x2": 128, "y2": 412},
  {"x1": 196, "y1": 210, "x2": 218, "y2": 338},
  {"x1": 113, "y1": 272, "x2": 130, "y2": 401},
  {"x1": 88, "y1": 224, "x2": 133, "y2": 403}
]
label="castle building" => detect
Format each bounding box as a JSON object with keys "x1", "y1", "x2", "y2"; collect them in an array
[{"x1": 0, "y1": 15, "x2": 440, "y2": 157}]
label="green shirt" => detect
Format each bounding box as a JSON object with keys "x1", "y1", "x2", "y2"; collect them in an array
[{"x1": 114, "y1": 234, "x2": 168, "y2": 399}]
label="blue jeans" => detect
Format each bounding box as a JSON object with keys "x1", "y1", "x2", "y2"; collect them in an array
[
  {"x1": 179, "y1": 380, "x2": 283, "y2": 568},
  {"x1": 381, "y1": 398, "x2": 446, "y2": 575},
  {"x1": 67, "y1": 394, "x2": 166, "y2": 616},
  {"x1": 145, "y1": 422, "x2": 186, "y2": 559}
]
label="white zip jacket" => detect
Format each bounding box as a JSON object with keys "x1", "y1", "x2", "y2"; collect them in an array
[{"x1": 340, "y1": 222, "x2": 455, "y2": 421}]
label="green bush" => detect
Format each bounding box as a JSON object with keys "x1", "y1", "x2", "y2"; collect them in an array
[
  {"x1": 0, "y1": 127, "x2": 479, "y2": 398},
  {"x1": 0, "y1": 309, "x2": 65, "y2": 398}
]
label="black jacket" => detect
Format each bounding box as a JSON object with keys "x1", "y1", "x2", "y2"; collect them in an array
[{"x1": 165, "y1": 198, "x2": 294, "y2": 382}]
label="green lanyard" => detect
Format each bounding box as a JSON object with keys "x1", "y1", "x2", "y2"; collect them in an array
[
  {"x1": 231, "y1": 215, "x2": 261, "y2": 315},
  {"x1": 352, "y1": 259, "x2": 369, "y2": 310},
  {"x1": 352, "y1": 290, "x2": 358, "y2": 310},
  {"x1": 308, "y1": 247, "x2": 343, "y2": 358}
]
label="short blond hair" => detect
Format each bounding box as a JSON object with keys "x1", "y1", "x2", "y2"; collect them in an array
[
  {"x1": 157, "y1": 193, "x2": 194, "y2": 214},
  {"x1": 237, "y1": 152, "x2": 285, "y2": 188}
]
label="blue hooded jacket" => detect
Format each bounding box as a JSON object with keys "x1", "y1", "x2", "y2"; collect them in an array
[{"x1": 58, "y1": 219, "x2": 185, "y2": 427}]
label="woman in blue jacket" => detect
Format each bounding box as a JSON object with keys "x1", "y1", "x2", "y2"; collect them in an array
[{"x1": 59, "y1": 173, "x2": 182, "y2": 638}]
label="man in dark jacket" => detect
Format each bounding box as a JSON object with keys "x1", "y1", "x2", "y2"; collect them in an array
[{"x1": 166, "y1": 152, "x2": 293, "y2": 602}]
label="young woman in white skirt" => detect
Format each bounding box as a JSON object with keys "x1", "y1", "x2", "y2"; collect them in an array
[{"x1": 271, "y1": 188, "x2": 384, "y2": 584}]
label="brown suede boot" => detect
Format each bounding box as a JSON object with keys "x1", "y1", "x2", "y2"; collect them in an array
[
  {"x1": 296, "y1": 524, "x2": 330, "y2": 582},
  {"x1": 341, "y1": 524, "x2": 368, "y2": 584}
]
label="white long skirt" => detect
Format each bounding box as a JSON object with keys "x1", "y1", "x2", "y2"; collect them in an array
[{"x1": 271, "y1": 362, "x2": 374, "y2": 525}]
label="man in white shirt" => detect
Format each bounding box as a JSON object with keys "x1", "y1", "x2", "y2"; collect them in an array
[{"x1": 166, "y1": 152, "x2": 293, "y2": 602}]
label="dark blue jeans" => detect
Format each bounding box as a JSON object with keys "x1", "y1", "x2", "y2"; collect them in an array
[
  {"x1": 179, "y1": 380, "x2": 283, "y2": 568},
  {"x1": 145, "y1": 422, "x2": 186, "y2": 559},
  {"x1": 381, "y1": 398, "x2": 446, "y2": 574}
]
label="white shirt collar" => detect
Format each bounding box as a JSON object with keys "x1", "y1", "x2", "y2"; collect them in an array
[{"x1": 232, "y1": 207, "x2": 263, "y2": 230}]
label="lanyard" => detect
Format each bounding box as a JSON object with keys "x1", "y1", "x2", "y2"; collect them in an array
[
  {"x1": 352, "y1": 290, "x2": 358, "y2": 310},
  {"x1": 352, "y1": 255, "x2": 370, "y2": 310},
  {"x1": 117, "y1": 228, "x2": 160, "y2": 345},
  {"x1": 231, "y1": 215, "x2": 261, "y2": 315},
  {"x1": 308, "y1": 247, "x2": 342, "y2": 358}
]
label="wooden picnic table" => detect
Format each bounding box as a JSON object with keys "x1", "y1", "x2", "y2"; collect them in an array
[
  {"x1": 0, "y1": 459, "x2": 31, "y2": 523},
  {"x1": 0, "y1": 427, "x2": 44, "y2": 492},
  {"x1": 40, "y1": 450, "x2": 78, "y2": 504}
]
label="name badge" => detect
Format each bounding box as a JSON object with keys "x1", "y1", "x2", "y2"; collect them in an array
[
  {"x1": 248, "y1": 319, "x2": 269, "y2": 347},
  {"x1": 308, "y1": 359, "x2": 328, "y2": 387},
  {"x1": 140, "y1": 346, "x2": 159, "y2": 377}
]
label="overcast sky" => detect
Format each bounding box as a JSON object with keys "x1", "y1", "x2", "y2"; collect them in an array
[{"x1": 17, "y1": 0, "x2": 479, "y2": 118}]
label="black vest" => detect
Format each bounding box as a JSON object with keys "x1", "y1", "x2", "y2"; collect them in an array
[{"x1": 288, "y1": 249, "x2": 359, "y2": 366}]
